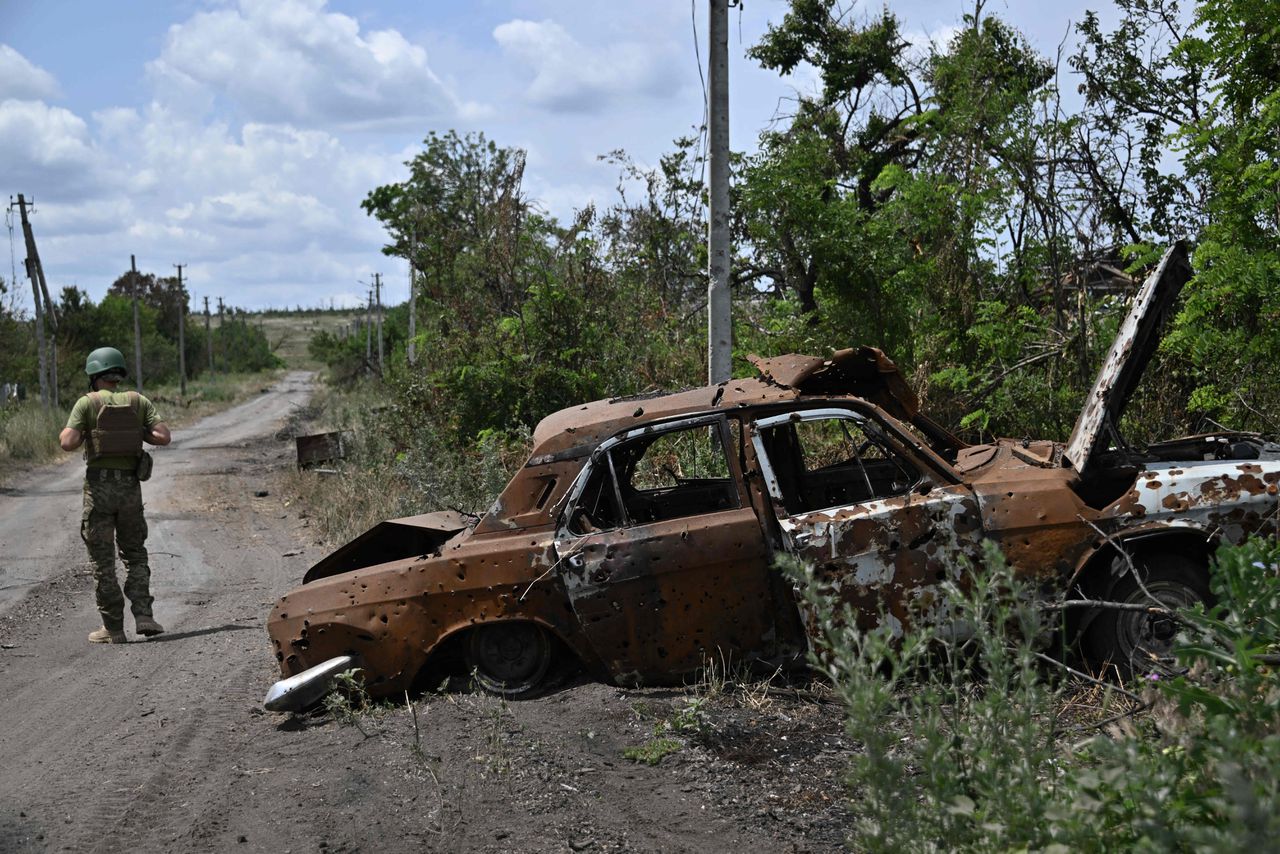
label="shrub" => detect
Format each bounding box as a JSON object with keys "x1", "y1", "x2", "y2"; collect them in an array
[
  {"x1": 785, "y1": 543, "x2": 1070, "y2": 851},
  {"x1": 789, "y1": 536, "x2": 1280, "y2": 851}
]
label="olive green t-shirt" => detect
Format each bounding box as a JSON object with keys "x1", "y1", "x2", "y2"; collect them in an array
[{"x1": 65, "y1": 391, "x2": 162, "y2": 470}]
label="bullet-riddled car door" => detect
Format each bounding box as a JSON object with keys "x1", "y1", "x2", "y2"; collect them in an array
[
  {"x1": 554, "y1": 415, "x2": 788, "y2": 684},
  {"x1": 749, "y1": 408, "x2": 984, "y2": 638}
]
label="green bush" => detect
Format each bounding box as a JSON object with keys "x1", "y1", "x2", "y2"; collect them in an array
[
  {"x1": 1079, "y1": 537, "x2": 1280, "y2": 850},
  {"x1": 789, "y1": 536, "x2": 1280, "y2": 851},
  {"x1": 786, "y1": 543, "x2": 1070, "y2": 851}
]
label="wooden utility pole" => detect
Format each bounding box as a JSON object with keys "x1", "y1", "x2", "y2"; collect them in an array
[
  {"x1": 707, "y1": 0, "x2": 732, "y2": 384},
  {"x1": 373, "y1": 272, "x2": 384, "y2": 376},
  {"x1": 204, "y1": 296, "x2": 213, "y2": 374},
  {"x1": 174, "y1": 264, "x2": 187, "y2": 397},
  {"x1": 14, "y1": 195, "x2": 51, "y2": 407},
  {"x1": 131, "y1": 255, "x2": 143, "y2": 392}
]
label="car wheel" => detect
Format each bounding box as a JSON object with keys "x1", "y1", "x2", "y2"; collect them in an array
[
  {"x1": 1084, "y1": 552, "x2": 1210, "y2": 680},
  {"x1": 466, "y1": 622, "x2": 553, "y2": 698}
]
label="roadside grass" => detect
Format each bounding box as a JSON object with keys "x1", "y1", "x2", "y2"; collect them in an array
[
  {"x1": 145, "y1": 368, "x2": 287, "y2": 429},
  {"x1": 0, "y1": 369, "x2": 285, "y2": 485},
  {"x1": 279, "y1": 379, "x2": 529, "y2": 547},
  {"x1": 788, "y1": 538, "x2": 1280, "y2": 852},
  {"x1": 0, "y1": 402, "x2": 67, "y2": 474},
  {"x1": 255, "y1": 311, "x2": 364, "y2": 372}
]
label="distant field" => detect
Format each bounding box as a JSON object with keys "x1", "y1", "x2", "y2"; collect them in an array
[{"x1": 254, "y1": 311, "x2": 363, "y2": 371}]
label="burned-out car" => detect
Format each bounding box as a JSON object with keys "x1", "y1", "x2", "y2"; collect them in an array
[{"x1": 265, "y1": 243, "x2": 1280, "y2": 710}]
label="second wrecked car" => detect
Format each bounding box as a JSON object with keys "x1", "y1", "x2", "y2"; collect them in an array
[{"x1": 265, "y1": 243, "x2": 1280, "y2": 710}]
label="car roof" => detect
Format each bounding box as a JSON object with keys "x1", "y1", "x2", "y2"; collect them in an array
[
  {"x1": 530, "y1": 346, "x2": 964, "y2": 459},
  {"x1": 531, "y1": 377, "x2": 805, "y2": 456}
]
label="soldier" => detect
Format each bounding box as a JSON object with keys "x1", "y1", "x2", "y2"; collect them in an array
[{"x1": 58, "y1": 347, "x2": 172, "y2": 644}]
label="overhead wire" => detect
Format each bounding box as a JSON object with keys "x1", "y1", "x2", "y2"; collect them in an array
[
  {"x1": 6, "y1": 204, "x2": 21, "y2": 314},
  {"x1": 690, "y1": 0, "x2": 710, "y2": 190}
]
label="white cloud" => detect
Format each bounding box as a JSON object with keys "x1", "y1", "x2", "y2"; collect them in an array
[
  {"x1": 0, "y1": 99, "x2": 112, "y2": 200},
  {"x1": 93, "y1": 107, "x2": 143, "y2": 141},
  {"x1": 36, "y1": 199, "x2": 137, "y2": 239},
  {"x1": 493, "y1": 19, "x2": 684, "y2": 113},
  {"x1": 0, "y1": 45, "x2": 61, "y2": 101},
  {"x1": 146, "y1": 0, "x2": 470, "y2": 129},
  {"x1": 109, "y1": 108, "x2": 400, "y2": 259},
  {"x1": 198, "y1": 189, "x2": 337, "y2": 231}
]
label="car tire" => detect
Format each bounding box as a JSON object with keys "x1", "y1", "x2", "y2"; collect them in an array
[
  {"x1": 466, "y1": 622, "x2": 554, "y2": 698},
  {"x1": 1083, "y1": 552, "x2": 1210, "y2": 680}
]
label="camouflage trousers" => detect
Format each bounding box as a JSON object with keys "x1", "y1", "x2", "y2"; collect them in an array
[{"x1": 80, "y1": 474, "x2": 154, "y2": 631}]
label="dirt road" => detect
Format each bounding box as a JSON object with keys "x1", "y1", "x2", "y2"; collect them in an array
[{"x1": 0, "y1": 372, "x2": 849, "y2": 853}]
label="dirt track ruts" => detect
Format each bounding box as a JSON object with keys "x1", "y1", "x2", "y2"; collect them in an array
[{"x1": 0, "y1": 371, "x2": 850, "y2": 853}]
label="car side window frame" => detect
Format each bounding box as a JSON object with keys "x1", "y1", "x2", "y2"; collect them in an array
[
  {"x1": 750, "y1": 407, "x2": 925, "y2": 515},
  {"x1": 559, "y1": 414, "x2": 739, "y2": 536}
]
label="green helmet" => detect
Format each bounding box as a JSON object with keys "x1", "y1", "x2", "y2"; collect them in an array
[{"x1": 85, "y1": 347, "x2": 127, "y2": 377}]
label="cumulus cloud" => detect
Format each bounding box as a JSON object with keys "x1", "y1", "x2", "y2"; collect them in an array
[
  {"x1": 0, "y1": 45, "x2": 61, "y2": 101},
  {"x1": 146, "y1": 0, "x2": 469, "y2": 129},
  {"x1": 0, "y1": 99, "x2": 112, "y2": 200},
  {"x1": 493, "y1": 19, "x2": 683, "y2": 113},
  {"x1": 110, "y1": 109, "x2": 398, "y2": 262}
]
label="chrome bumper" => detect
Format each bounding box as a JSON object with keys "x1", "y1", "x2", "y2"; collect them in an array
[{"x1": 263, "y1": 655, "x2": 356, "y2": 712}]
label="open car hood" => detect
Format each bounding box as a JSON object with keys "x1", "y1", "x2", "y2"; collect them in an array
[
  {"x1": 749, "y1": 345, "x2": 965, "y2": 453},
  {"x1": 302, "y1": 510, "x2": 472, "y2": 583},
  {"x1": 1062, "y1": 241, "x2": 1192, "y2": 478}
]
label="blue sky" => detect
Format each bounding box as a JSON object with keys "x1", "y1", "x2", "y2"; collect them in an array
[{"x1": 1, "y1": 1, "x2": 1115, "y2": 313}]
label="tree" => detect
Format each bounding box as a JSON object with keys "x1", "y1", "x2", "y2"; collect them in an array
[
  {"x1": 107, "y1": 271, "x2": 189, "y2": 342},
  {"x1": 1074, "y1": 0, "x2": 1280, "y2": 430}
]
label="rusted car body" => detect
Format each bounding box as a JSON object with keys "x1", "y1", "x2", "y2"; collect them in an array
[{"x1": 265, "y1": 243, "x2": 1280, "y2": 710}]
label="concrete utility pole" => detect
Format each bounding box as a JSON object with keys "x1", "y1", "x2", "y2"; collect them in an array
[
  {"x1": 131, "y1": 255, "x2": 143, "y2": 392},
  {"x1": 217, "y1": 297, "x2": 225, "y2": 371},
  {"x1": 365, "y1": 289, "x2": 373, "y2": 366},
  {"x1": 174, "y1": 264, "x2": 187, "y2": 397},
  {"x1": 373, "y1": 272, "x2": 384, "y2": 376},
  {"x1": 14, "y1": 195, "x2": 52, "y2": 407},
  {"x1": 707, "y1": 0, "x2": 733, "y2": 384},
  {"x1": 204, "y1": 296, "x2": 213, "y2": 374},
  {"x1": 407, "y1": 230, "x2": 417, "y2": 366}
]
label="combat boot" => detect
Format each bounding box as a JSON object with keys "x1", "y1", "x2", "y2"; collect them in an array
[
  {"x1": 135, "y1": 615, "x2": 165, "y2": 636},
  {"x1": 88, "y1": 627, "x2": 127, "y2": 644}
]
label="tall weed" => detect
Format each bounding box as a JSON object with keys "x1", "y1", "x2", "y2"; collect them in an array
[
  {"x1": 0, "y1": 402, "x2": 67, "y2": 464},
  {"x1": 283, "y1": 379, "x2": 529, "y2": 546},
  {"x1": 785, "y1": 543, "x2": 1069, "y2": 851},
  {"x1": 789, "y1": 537, "x2": 1280, "y2": 851},
  {"x1": 1072, "y1": 537, "x2": 1280, "y2": 850}
]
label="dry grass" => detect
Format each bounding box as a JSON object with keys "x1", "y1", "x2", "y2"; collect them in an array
[
  {"x1": 0, "y1": 402, "x2": 68, "y2": 480},
  {"x1": 281, "y1": 463, "x2": 411, "y2": 547},
  {"x1": 254, "y1": 311, "x2": 364, "y2": 371},
  {"x1": 0, "y1": 368, "x2": 286, "y2": 484},
  {"x1": 276, "y1": 379, "x2": 411, "y2": 546},
  {"x1": 145, "y1": 368, "x2": 288, "y2": 429}
]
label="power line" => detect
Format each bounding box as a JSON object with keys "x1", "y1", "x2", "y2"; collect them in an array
[
  {"x1": 5, "y1": 206, "x2": 18, "y2": 312},
  {"x1": 690, "y1": 0, "x2": 711, "y2": 188}
]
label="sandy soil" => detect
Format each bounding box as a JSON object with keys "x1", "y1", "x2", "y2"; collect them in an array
[{"x1": 0, "y1": 372, "x2": 851, "y2": 853}]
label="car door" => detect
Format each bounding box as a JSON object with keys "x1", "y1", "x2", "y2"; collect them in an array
[
  {"x1": 749, "y1": 408, "x2": 985, "y2": 638},
  {"x1": 553, "y1": 414, "x2": 786, "y2": 684}
]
